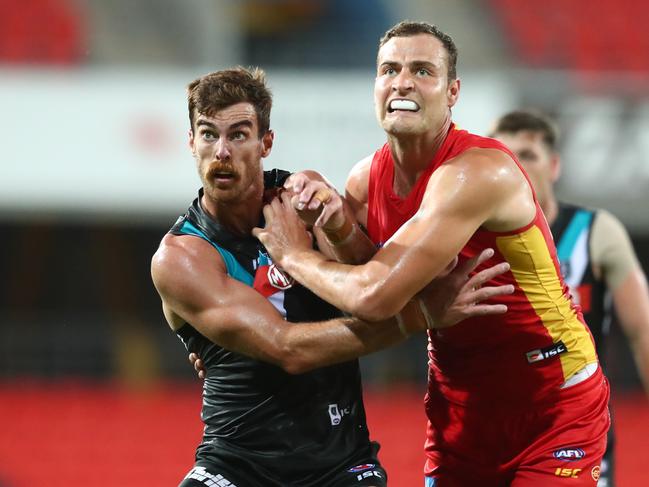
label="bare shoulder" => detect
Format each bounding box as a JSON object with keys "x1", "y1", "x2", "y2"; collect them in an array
[
  {"x1": 428, "y1": 147, "x2": 520, "y2": 196},
  {"x1": 346, "y1": 155, "x2": 373, "y2": 195},
  {"x1": 151, "y1": 233, "x2": 225, "y2": 296},
  {"x1": 426, "y1": 147, "x2": 534, "y2": 230},
  {"x1": 593, "y1": 208, "x2": 627, "y2": 233},
  {"x1": 452, "y1": 147, "x2": 522, "y2": 184},
  {"x1": 345, "y1": 154, "x2": 374, "y2": 225}
]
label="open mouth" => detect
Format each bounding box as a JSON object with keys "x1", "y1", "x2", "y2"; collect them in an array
[
  {"x1": 213, "y1": 171, "x2": 235, "y2": 180},
  {"x1": 387, "y1": 99, "x2": 420, "y2": 113},
  {"x1": 208, "y1": 164, "x2": 237, "y2": 182}
]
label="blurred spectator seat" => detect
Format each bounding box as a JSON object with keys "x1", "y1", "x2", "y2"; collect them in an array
[
  {"x1": 491, "y1": 0, "x2": 649, "y2": 72},
  {"x1": 0, "y1": 0, "x2": 85, "y2": 64}
]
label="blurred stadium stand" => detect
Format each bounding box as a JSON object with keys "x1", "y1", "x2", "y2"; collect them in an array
[
  {"x1": 492, "y1": 0, "x2": 649, "y2": 72},
  {"x1": 1, "y1": 1, "x2": 648, "y2": 485},
  {"x1": 0, "y1": 0, "x2": 85, "y2": 64}
]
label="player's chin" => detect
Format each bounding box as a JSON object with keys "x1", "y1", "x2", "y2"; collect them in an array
[
  {"x1": 384, "y1": 122, "x2": 424, "y2": 136},
  {"x1": 204, "y1": 184, "x2": 240, "y2": 202}
]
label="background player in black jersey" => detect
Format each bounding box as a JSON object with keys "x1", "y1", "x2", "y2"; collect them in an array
[
  {"x1": 151, "y1": 67, "x2": 513, "y2": 487},
  {"x1": 491, "y1": 109, "x2": 649, "y2": 487}
]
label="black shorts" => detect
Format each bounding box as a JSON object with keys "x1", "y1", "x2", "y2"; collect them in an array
[{"x1": 178, "y1": 457, "x2": 387, "y2": 487}]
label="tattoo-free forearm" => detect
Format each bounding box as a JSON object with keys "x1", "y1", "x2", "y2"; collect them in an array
[
  {"x1": 277, "y1": 298, "x2": 427, "y2": 373},
  {"x1": 313, "y1": 222, "x2": 377, "y2": 265},
  {"x1": 278, "y1": 315, "x2": 406, "y2": 374}
]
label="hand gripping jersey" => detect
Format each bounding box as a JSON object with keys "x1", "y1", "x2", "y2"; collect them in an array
[
  {"x1": 169, "y1": 170, "x2": 377, "y2": 485},
  {"x1": 367, "y1": 125, "x2": 599, "y2": 406}
]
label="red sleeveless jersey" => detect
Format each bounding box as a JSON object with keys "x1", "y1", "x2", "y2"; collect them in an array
[{"x1": 367, "y1": 124, "x2": 597, "y2": 405}]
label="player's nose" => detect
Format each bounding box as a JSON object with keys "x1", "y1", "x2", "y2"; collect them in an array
[
  {"x1": 214, "y1": 139, "x2": 231, "y2": 161},
  {"x1": 392, "y1": 70, "x2": 414, "y2": 93}
]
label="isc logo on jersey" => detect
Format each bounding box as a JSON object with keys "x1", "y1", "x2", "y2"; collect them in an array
[
  {"x1": 553, "y1": 447, "x2": 586, "y2": 461},
  {"x1": 526, "y1": 341, "x2": 568, "y2": 363}
]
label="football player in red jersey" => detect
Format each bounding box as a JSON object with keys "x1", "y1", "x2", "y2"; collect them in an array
[{"x1": 254, "y1": 21, "x2": 611, "y2": 486}]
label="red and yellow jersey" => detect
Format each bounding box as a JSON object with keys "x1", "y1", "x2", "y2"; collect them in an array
[{"x1": 367, "y1": 124, "x2": 598, "y2": 405}]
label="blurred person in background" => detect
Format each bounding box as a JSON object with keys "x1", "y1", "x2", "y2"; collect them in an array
[
  {"x1": 254, "y1": 21, "x2": 611, "y2": 486},
  {"x1": 491, "y1": 109, "x2": 649, "y2": 487},
  {"x1": 151, "y1": 67, "x2": 510, "y2": 487}
]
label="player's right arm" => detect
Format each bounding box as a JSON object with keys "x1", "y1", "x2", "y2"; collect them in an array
[
  {"x1": 592, "y1": 210, "x2": 649, "y2": 396},
  {"x1": 151, "y1": 233, "x2": 418, "y2": 374}
]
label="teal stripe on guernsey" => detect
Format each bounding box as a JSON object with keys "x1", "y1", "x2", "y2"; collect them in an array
[
  {"x1": 556, "y1": 210, "x2": 593, "y2": 262},
  {"x1": 179, "y1": 220, "x2": 254, "y2": 286}
]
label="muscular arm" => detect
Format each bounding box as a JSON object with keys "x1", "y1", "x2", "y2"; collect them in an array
[
  {"x1": 256, "y1": 149, "x2": 532, "y2": 321},
  {"x1": 151, "y1": 234, "x2": 419, "y2": 374},
  {"x1": 613, "y1": 269, "x2": 649, "y2": 396},
  {"x1": 592, "y1": 210, "x2": 649, "y2": 396}
]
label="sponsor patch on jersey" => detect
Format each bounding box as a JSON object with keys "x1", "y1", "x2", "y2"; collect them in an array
[
  {"x1": 553, "y1": 447, "x2": 586, "y2": 461},
  {"x1": 526, "y1": 341, "x2": 568, "y2": 363},
  {"x1": 266, "y1": 264, "x2": 294, "y2": 290},
  {"x1": 348, "y1": 463, "x2": 376, "y2": 473}
]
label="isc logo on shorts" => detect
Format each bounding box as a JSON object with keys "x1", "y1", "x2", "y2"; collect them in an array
[
  {"x1": 553, "y1": 447, "x2": 586, "y2": 461},
  {"x1": 348, "y1": 464, "x2": 383, "y2": 482},
  {"x1": 555, "y1": 468, "x2": 582, "y2": 478}
]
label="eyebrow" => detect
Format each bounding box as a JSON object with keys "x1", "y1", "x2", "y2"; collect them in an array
[
  {"x1": 379, "y1": 60, "x2": 441, "y2": 71},
  {"x1": 196, "y1": 119, "x2": 254, "y2": 131},
  {"x1": 411, "y1": 60, "x2": 439, "y2": 70}
]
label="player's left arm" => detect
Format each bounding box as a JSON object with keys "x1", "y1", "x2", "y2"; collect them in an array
[
  {"x1": 254, "y1": 149, "x2": 527, "y2": 321},
  {"x1": 593, "y1": 210, "x2": 649, "y2": 396}
]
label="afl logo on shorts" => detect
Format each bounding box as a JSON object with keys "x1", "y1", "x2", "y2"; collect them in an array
[
  {"x1": 347, "y1": 464, "x2": 375, "y2": 473},
  {"x1": 267, "y1": 264, "x2": 294, "y2": 290},
  {"x1": 553, "y1": 447, "x2": 585, "y2": 461}
]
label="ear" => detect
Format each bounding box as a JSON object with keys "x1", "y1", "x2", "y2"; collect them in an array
[
  {"x1": 447, "y1": 78, "x2": 460, "y2": 108},
  {"x1": 188, "y1": 129, "x2": 196, "y2": 155},
  {"x1": 550, "y1": 153, "x2": 561, "y2": 183},
  {"x1": 261, "y1": 130, "x2": 274, "y2": 158}
]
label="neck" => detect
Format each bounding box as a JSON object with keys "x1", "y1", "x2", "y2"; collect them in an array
[
  {"x1": 541, "y1": 195, "x2": 559, "y2": 226},
  {"x1": 387, "y1": 117, "x2": 452, "y2": 196},
  {"x1": 200, "y1": 189, "x2": 263, "y2": 236}
]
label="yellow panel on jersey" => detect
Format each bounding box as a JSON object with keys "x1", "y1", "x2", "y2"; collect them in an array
[{"x1": 496, "y1": 225, "x2": 598, "y2": 382}]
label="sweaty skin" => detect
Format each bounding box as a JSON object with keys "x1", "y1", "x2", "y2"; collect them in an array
[
  {"x1": 253, "y1": 35, "x2": 530, "y2": 322},
  {"x1": 154, "y1": 102, "x2": 513, "y2": 374}
]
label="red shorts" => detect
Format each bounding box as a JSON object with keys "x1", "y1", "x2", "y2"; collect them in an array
[{"x1": 424, "y1": 368, "x2": 610, "y2": 486}]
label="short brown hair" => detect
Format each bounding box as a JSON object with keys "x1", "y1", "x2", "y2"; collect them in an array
[
  {"x1": 187, "y1": 66, "x2": 272, "y2": 137},
  {"x1": 379, "y1": 21, "x2": 458, "y2": 81},
  {"x1": 491, "y1": 110, "x2": 559, "y2": 151}
]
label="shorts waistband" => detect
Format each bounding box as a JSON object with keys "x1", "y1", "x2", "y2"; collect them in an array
[{"x1": 561, "y1": 362, "x2": 599, "y2": 389}]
